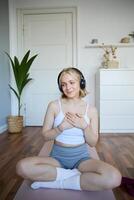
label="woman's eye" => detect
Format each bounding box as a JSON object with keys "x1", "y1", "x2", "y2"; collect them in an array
[{"x1": 70, "y1": 82, "x2": 75, "y2": 85}]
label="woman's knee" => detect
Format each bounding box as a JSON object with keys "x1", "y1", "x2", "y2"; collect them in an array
[
  {"x1": 110, "y1": 168, "x2": 122, "y2": 188},
  {"x1": 104, "y1": 166, "x2": 122, "y2": 189},
  {"x1": 16, "y1": 157, "x2": 33, "y2": 178}
]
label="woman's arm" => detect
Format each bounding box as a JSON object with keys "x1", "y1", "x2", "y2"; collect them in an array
[
  {"x1": 83, "y1": 107, "x2": 99, "y2": 147},
  {"x1": 42, "y1": 101, "x2": 61, "y2": 141}
]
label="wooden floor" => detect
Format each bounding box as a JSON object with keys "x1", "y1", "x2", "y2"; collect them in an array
[{"x1": 0, "y1": 127, "x2": 134, "y2": 200}]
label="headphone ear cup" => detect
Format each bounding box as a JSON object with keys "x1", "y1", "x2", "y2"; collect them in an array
[
  {"x1": 57, "y1": 72, "x2": 63, "y2": 92},
  {"x1": 71, "y1": 68, "x2": 86, "y2": 89},
  {"x1": 80, "y1": 78, "x2": 86, "y2": 89},
  {"x1": 59, "y1": 85, "x2": 63, "y2": 92}
]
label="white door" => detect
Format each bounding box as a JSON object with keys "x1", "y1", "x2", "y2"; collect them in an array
[{"x1": 23, "y1": 12, "x2": 76, "y2": 125}]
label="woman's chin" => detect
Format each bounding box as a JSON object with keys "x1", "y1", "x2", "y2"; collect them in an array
[
  {"x1": 65, "y1": 93, "x2": 79, "y2": 98},
  {"x1": 66, "y1": 94, "x2": 74, "y2": 98}
]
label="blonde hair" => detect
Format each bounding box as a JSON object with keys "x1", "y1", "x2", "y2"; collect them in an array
[{"x1": 58, "y1": 67, "x2": 88, "y2": 98}]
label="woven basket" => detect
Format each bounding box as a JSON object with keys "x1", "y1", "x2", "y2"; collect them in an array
[{"x1": 7, "y1": 116, "x2": 23, "y2": 133}]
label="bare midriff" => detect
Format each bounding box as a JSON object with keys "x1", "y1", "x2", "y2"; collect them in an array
[{"x1": 54, "y1": 140, "x2": 85, "y2": 147}]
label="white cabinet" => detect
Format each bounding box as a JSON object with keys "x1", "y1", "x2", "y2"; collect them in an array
[{"x1": 95, "y1": 69, "x2": 134, "y2": 133}]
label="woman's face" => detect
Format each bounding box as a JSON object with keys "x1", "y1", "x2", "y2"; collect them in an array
[{"x1": 60, "y1": 72, "x2": 80, "y2": 98}]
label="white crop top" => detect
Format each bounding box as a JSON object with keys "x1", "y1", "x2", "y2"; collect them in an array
[{"x1": 53, "y1": 99, "x2": 90, "y2": 145}]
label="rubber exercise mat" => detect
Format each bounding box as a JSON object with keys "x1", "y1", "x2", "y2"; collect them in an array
[{"x1": 14, "y1": 141, "x2": 115, "y2": 200}]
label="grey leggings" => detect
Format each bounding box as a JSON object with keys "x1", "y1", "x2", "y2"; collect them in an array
[{"x1": 50, "y1": 143, "x2": 90, "y2": 169}]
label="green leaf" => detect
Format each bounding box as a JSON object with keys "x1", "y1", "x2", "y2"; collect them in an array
[
  {"x1": 19, "y1": 78, "x2": 32, "y2": 96},
  {"x1": 6, "y1": 50, "x2": 37, "y2": 115},
  {"x1": 9, "y1": 84, "x2": 20, "y2": 100},
  {"x1": 5, "y1": 52, "x2": 18, "y2": 81},
  {"x1": 20, "y1": 50, "x2": 30, "y2": 66},
  {"x1": 25, "y1": 54, "x2": 38, "y2": 72}
]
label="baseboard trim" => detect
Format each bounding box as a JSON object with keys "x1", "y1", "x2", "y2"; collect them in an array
[
  {"x1": 0, "y1": 124, "x2": 7, "y2": 134},
  {"x1": 100, "y1": 129, "x2": 134, "y2": 133}
]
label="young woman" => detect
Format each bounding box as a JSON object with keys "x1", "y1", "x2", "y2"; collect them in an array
[{"x1": 16, "y1": 67, "x2": 121, "y2": 191}]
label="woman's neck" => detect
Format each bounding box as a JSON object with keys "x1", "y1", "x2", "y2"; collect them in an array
[{"x1": 61, "y1": 97, "x2": 82, "y2": 105}]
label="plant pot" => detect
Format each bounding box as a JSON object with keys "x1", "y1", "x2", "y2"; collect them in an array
[
  {"x1": 7, "y1": 116, "x2": 23, "y2": 133},
  {"x1": 107, "y1": 60, "x2": 119, "y2": 68}
]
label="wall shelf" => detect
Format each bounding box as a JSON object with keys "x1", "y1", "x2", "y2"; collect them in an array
[{"x1": 85, "y1": 43, "x2": 134, "y2": 48}]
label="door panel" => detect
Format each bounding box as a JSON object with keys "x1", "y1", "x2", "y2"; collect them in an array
[{"x1": 23, "y1": 12, "x2": 74, "y2": 125}]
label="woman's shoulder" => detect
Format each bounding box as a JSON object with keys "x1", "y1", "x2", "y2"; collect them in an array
[
  {"x1": 87, "y1": 105, "x2": 98, "y2": 117},
  {"x1": 47, "y1": 99, "x2": 59, "y2": 113}
]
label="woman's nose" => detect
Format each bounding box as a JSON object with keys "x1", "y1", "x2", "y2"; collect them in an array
[{"x1": 66, "y1": 84, "x2": 71, "y2": 90}]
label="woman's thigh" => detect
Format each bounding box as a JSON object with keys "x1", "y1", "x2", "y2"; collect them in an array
[
  {"x1": 78, "y1": 158, "x2": 120, "y2": 174},
  {"x1": 17, "y1": 156, "x2": 62, "y2": 169},
  {"x1": 78, "y1": 159, "x2": 121, "y2": 190},
  {"x1": 16, "y1": 156, "x2": 62, "y2": 180}
]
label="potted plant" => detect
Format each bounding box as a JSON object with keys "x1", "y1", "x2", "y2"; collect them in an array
[{"x1": 6, "y1": 50, "x2": 37, "y2": 133}]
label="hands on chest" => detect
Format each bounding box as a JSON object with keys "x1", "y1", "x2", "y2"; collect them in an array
[{"x1": 60, "y1": 112, "x2": 88, "y2": 131}]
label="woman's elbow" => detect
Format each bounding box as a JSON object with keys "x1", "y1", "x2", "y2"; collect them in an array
[
  {"x1": 41, "y1": 131, "x2": 49, "y2": 141},
  {"x1": 89, "y1": 136, "x2": 99, "y2": 147}
]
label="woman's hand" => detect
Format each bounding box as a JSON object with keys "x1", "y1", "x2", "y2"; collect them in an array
[
  {"x1": 65, "y1": 112, "x2": 88, "y2": 130},
  {"x1": 58, "y1": 117, "x2": 74, "y2": 131}
]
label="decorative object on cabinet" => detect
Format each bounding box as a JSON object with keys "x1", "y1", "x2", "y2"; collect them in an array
[
  {"x1": 101, "y1": 46, "x2": 119, "y2": 69},
  {"x1": 95, "y1": 69, "x2": 134, "y2": 133},
  {"x1": 101, "y1": 46, "x2": 110, "y2": 68}
]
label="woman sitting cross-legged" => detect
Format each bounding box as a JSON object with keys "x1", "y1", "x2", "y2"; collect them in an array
[{"x1": 16, "y1": 67, "x2": 122, "y2": 191}]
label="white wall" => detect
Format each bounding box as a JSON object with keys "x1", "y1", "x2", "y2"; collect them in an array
[
  {"x1": 8, "y1": 0, "x2": 134, "y2": 113},
  {"x1": 0, "y1": 0, "x2": 10, "y2": 133}
]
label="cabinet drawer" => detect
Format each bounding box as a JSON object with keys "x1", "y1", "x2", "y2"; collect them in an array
[
  {"x1": 100, "y1": 116, "x2": 134, "y2": 131},
  {"x1": 100, "y1": 101, "x2": 134, "y2": 115},
  {"x1": 100, "y1": 70, "x2": 134, "y2": 85},
  {"x1": 100, "y1": 86, "x2": 134, "y2": 100}
]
